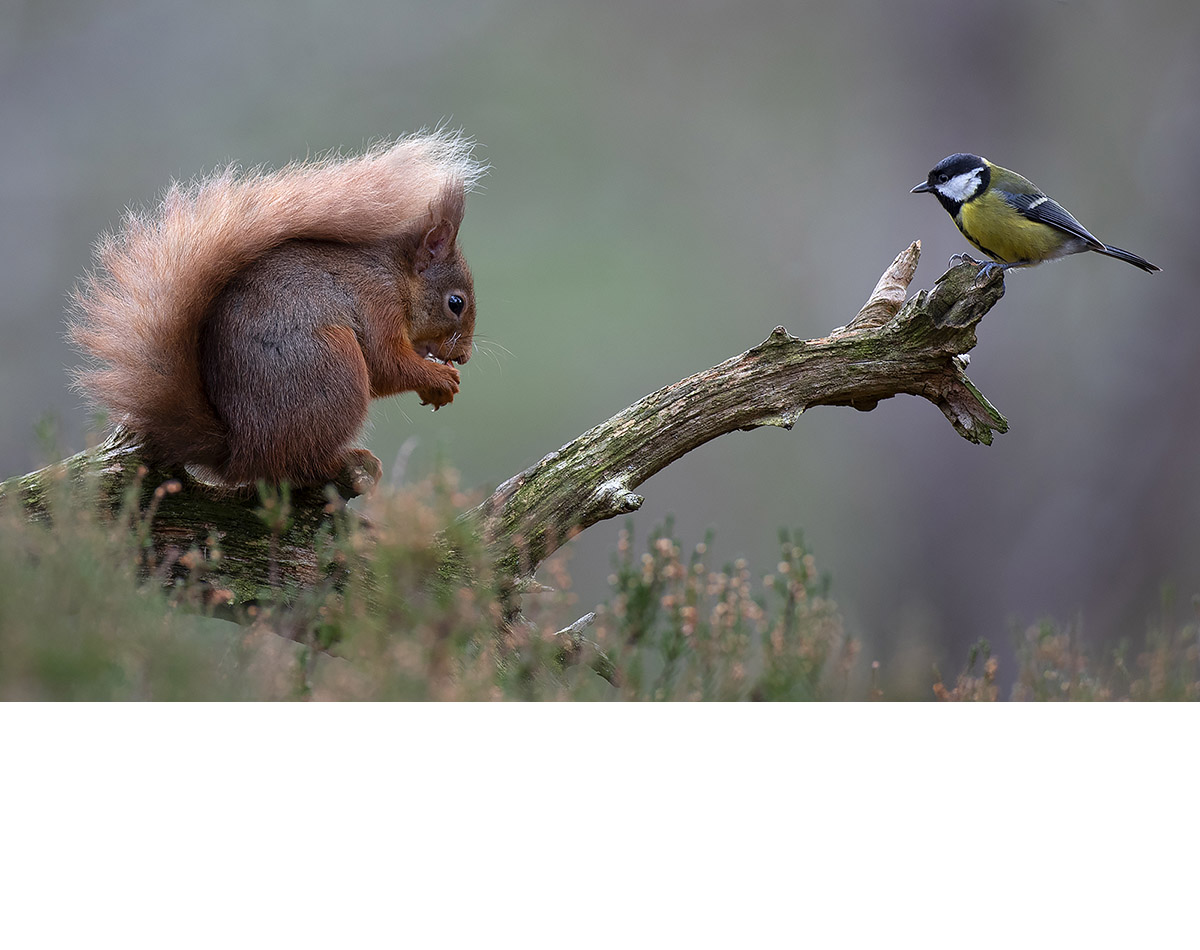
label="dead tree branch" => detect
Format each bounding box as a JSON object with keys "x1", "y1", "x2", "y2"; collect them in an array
[
  {"x1": 466, "y1": 243, "x2": 1006, "y2": 590},
  {"x1": 2, "y1": 243, "x2": 1006, "y2": 614}
]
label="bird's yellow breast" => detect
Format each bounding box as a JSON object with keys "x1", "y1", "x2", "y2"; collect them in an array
[{"x1": 956, "y1": 191, "x2": 1070, "y2": 264}]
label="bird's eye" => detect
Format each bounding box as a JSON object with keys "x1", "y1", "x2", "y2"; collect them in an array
[
  {"x1": 937, "y1": 173, "x2": 949, "y2": 184},
  {"x1": 447, "y1": 293, "x2": 466, "y2": 317}
]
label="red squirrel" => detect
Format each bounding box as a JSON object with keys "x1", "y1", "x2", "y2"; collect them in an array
[{"x1": 69, "y1": 131, "x2": 484, "y2": 488}]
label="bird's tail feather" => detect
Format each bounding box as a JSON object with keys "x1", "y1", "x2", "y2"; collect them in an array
[{"x1": 1095, "y1": 243, "x2": 1160, "y2": 273}]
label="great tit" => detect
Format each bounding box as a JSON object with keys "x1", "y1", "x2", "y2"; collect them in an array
[{"x1": 912, "y1": 153, "x2": 1160, "y2": 273}]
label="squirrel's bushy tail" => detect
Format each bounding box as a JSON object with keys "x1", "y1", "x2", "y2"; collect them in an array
[{"x1": 69, "y1": 130, "x2": 485, "y2": 467}]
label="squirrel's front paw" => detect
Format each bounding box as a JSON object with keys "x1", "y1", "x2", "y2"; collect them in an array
[{"x1": 417, "y1": 362, "x2": 460, "y2": 410}]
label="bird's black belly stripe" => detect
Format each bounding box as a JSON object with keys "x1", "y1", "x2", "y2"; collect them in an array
[{"x1": 957, "y1": 220, "x2": 1019, "y2": 265}]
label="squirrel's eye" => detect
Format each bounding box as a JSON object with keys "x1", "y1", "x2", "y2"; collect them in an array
[{"x1": 447, "y1": 294, "x2": 466, "y2": 317}]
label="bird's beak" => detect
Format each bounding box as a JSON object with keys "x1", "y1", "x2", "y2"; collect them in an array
[{"x1": 911, "y1": 181, "x2": 932, "y2": 194}]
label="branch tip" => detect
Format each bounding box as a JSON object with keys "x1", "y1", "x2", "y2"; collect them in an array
[{"x1": 846, "y1": 241, "x2": 922, "y2": 331}]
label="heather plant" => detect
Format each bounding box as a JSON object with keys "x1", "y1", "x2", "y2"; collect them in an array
[
  {"x1": 0, "y1": 474, "x2": 268, "y2": 700},
  {"x1": 933, "y1": 601, "x2": 1200, "y2": 702},
  {"x1": 932, "y1": 639, "x2": 1000, "y2": 702},
  {"x1": 2, "y1": 467, "x2": 1197, "y2": 701},
  {"x1": 587, "y1": 522, "x2": 854, "y2": 700},
  {"x1": 1008, "y1": 621, "x2": 1114, "y2": 701}
]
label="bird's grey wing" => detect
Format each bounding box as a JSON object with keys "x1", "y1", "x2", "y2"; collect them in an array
[{"x1": 999, "y1": 190, "x2": 1105, "y2": 250}]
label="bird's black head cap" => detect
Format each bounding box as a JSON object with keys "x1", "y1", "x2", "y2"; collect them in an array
[{"x1": 912, "y1": 153, "x2": 989, "y2": 214}]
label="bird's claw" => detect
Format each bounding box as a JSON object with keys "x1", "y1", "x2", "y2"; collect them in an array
[{"x1": 975, "y1": 260, "x2": 1008, "y2": 282}]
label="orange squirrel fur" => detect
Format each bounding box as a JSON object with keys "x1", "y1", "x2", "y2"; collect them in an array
[{"x1": 69, "y1": 131, "x2": 485, "y2": 487}]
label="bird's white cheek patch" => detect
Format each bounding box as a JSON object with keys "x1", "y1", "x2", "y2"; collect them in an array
[{"x1": 940, "y1": 167, "x2": 985, "y2": 202}]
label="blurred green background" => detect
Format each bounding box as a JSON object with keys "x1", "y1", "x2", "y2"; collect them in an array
[{"x1": 3, "y1": 0, "x2": 1197, "y2": 685}]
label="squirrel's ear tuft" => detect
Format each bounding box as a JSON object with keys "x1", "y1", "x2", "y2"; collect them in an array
[{"x1": 413, "y1": 185, "x2": 466, "y2": 273}]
